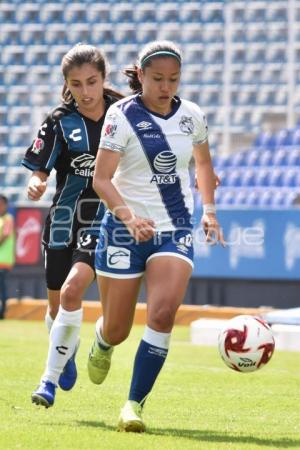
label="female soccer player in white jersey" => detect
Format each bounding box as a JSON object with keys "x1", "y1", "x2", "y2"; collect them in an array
[{"x1": 87, "y1": 40, "x2": 225, "y2": 432}]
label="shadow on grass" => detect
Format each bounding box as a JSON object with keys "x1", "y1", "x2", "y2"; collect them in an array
[{"x1": 77, "y1": 420, "x2": 300, "y2": 448}]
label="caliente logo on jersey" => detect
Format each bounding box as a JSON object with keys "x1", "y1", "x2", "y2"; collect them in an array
[
  {"x1": 151, "y1": 151, "x2": 178, "y2": 184},
  {"x1": 70, "y1": 154, "x2": 95, "y2": 177}
]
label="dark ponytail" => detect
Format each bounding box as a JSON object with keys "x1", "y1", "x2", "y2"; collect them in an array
[
  {"x1": 124, "y1": 40, "x2": 182, "y2": 94},
  {"x1": 61, "y1": 43, "x2": 123, "y2": 103}
]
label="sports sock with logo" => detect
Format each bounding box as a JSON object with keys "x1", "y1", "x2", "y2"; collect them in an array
[
  {"x1": 41, "y1": 306, "x2": 82, "y2": 385},
  {"x1": 129, "y1": 325, "x2": 171, "y2": 405}
]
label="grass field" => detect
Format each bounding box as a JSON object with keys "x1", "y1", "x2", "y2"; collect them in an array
[{"x1": 0, "y1": 320, "x2": 299, "y2": 450}]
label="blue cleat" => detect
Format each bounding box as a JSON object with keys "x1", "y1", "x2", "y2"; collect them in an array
[
  {"x1": 31, "y1": 380, "x2": 56, "y2": 408},
  {"x1": 58, "y1": 342, "x2": 79, "y2": 391}
]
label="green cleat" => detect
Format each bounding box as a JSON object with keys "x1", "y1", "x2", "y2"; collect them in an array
[
  {"x1": 118, "y1": 400, "x2": 146, "y2": 433},
  {"x1": 87, "y1": 339, "x2": 113, "y2": 385}
]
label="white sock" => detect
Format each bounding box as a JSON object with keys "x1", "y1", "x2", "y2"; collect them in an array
[
  {"x1": 45, "y1": 307, "x2": 54, "y2": 333},
  {"x1": 95, "y1": 316, "x2": 112, "y2": 350},
  {"x1": 143, "y1": 325, "x2": 171, "y2": 349},
  {"x1": 42, "y1": 306, "x2": 83, "y2": 385}
]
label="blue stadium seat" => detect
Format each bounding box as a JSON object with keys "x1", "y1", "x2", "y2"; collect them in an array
[
  {"x1": 157, "y1": 23, "x2": 180, "y2": 42},
  {"x1": 7, "y1": 106, "x2": 31, "y2": 126},
  {"x1": 266, "y1": 5, "x2": 287, "y2": 22},
  {"x1": 254, "y1": 131, "x2": 277, "y2": 150},
  {"x1": 291, "y1": 129, "x2": 300, "y2": 146},
  {"x1": 47, "y1": 45, "x2": 70, "y2": 66},
  {"x1": 40, "y1": 3, "x2": 64, "y2": 24},
  {"x1": 241, "y1": 169, "x2": 255, "y2": 187},
  {"x1": 258, "y1": 150, "x2": 273, "y2": 166},
  {"x1": 227, "y1": 169, "x2": 242, "y2": 187},
  {"x1": 287, "y1": 148, "x2": 300, "y2": 166},
  {"x1": 24, "y1": 45, "x2": 49, "y2": 65},
  {"x1": 282, "y1": 169, "x2": 299, "y2": 187},
  {"x1": 270, "y1": 191, "x2": 285, "y2": 207},
  {"x1": 0, "y1": 24, "x2": 20, "y2": 45},
  {"x1": 115, "y1": 44, "x2": 138, "y2": 66},
  {"x1": 114, "y1": 24, "x2": 136, "y2": 44},
  {"x1": 111, "y1": 3, "x2": 134, "y2": 23},
  {"x1": 157, "y1": 3, "x2": 179, "y2": 23},
  {"x1": 136, "y1": 23, "x2": 157, "y2": 44},
  {"x1": 21, "y1": 24, "x2": 45, "y2": 45},
  {"x1": 245, "y1": 149, "x2": 260, "y2": 166},
  {"x1": 268, "y1": 168, "x2": 284, "y2": 187},
  {"x1": 67, "y1": 24, "x2": 91, "y2": 45},
  {"x1": 15, "y1": 3, "x2": 40, "y2": 24},
  {"x1": 8, "y1": 125, "x2": 31, "y2": 146},
  {"x1": 201, "y1": 3, "x2": 223, "y2": 23},
  {"x1": 5, "y1": 147, "x2": 25, "y2": 166},
  {"x1": 258, "y1": 190, "x2": 273, "y2": 207},
  {"x1": 87, "y1": 4, "x2": 110, "y2": 23},
  {"x1": 2, "y1": 45, "x2": 26, "y2": 65},
  {"x1": 272, "y1": 148, "x2": 288, "y2": 166},
  {"x1": 274, "y1": 128, "x2": 293, "y2": 147},
  {"x1": 133, "y1": 3, "x2": 156, "y2": 23},
  {"x1": 0, "y1": 107, "x2": 7, "y2": 125},
  {"x1": 220, "y1": 190, "x2": 235, "y2": 206},
  {"x1": 0, "y1": 4, "x2": 16, "y2": 23},
  {"x1": 244, "y1": 190, "x2": 260, "y2": 206},
  {"x1": 7, "y1": 86, "x2": 30, "y2": 106},
  {"x1": 230, "y1": 151, "x2": 247, "y2": 167},
  {"x1": 254, "y1": 168, "x2": 269, "y2": 187},
  {"x1": 183, "y1": 44, "x2": 204, "y2": 64},
  {"x1": 64, "y1": 3, "x2": 87, "y2": 24},
  {"x1": 234, "y1": 190, "x2": 248, "y2": 206},
  {"x1": 45, "y1": 24, "x2": 67, "y2": 45},
  {"x1": 180, "y1": 2, "x2": 202, "y2": 23}
]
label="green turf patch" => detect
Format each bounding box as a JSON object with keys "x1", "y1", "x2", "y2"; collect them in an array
[{"x1": 0, "y1": 320, "x2": 299, "y2": 450}]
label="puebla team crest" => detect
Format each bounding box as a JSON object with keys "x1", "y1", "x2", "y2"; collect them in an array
[{"x1": 179, "y1": 116, "x2": 194, "y2": 135}]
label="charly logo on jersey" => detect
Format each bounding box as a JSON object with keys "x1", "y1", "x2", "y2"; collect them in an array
[
  {"x1": 31, "y1": 137, "x2": 44, "y2": 154},
  {"x1": 179, "y1": 116, "x2": 194, "y2": 135},
  {"x1": 70, "y1": 154, "x2": 95, "y2": 177},
  {"x1": 151, "y1": 151, "x2": 178, "y2": 184},
  {"x1": 69, "y1": 128, "x2": 82, "y2": 142},
  {"x1": 107, "y1": 246, "x2": 131, "y2": 269}
]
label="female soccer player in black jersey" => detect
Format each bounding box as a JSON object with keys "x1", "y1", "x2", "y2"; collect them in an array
[{"x1": 22, "y1": 44, "x2": 123, "y2": 407}]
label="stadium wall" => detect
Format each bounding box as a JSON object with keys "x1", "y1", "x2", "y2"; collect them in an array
[{"x1": 7, "y1": 206, "x2": 300, "y2": 309}]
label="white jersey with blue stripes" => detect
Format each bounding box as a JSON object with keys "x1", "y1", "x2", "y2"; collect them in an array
[{"x1": 99, "y1": 94, "x2": 208, "y2": 232}]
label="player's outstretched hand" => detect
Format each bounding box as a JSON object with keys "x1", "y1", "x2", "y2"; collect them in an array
[
  {"x1": 126, "y1": 216, "x2": 155, "y2": 242},
  {"x1": 201, "y1": 213, "x2": 226, "y2": 247}
]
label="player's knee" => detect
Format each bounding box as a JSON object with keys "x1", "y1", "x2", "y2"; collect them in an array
[
  {"x1": 103, "y1": 324, "x2": 130, "y2": 346},
  {"x1": 48, "y1": 304, "x2": 59, "y2": 319},
  {"x1": 149, "y1": 302, "x2": 177, "y2": 330},
  {"x1": 61, "y1": 281, "x2": 82, "y2": 310}
]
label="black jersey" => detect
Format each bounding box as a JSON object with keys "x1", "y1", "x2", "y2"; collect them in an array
[{"x1": 22, "y1": 95, "x2": 117, "y2": 249}]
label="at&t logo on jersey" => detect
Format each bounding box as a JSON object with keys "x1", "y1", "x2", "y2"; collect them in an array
[
  {"x1": 151, "y1": 151, "x2": 178, "y2": 184},
  {"x1": 70, "y1": 154, "x2": 95, "y2": 177}
]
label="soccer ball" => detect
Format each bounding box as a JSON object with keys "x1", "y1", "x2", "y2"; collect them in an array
[{"x1": 218, "y1": 315, "x2": 275, "y2": 372}]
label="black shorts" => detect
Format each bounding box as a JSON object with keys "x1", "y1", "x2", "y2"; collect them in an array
[{"x1": 43, "y1": 233, "x2": 98, "y2": 290}]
